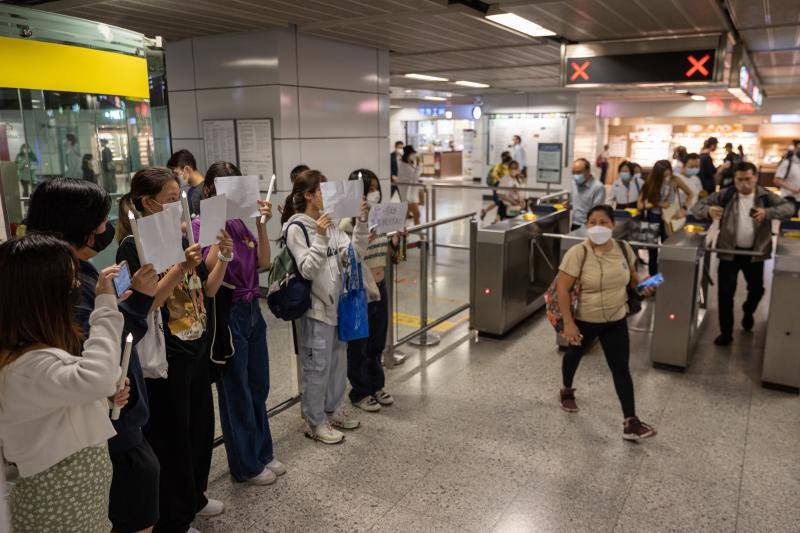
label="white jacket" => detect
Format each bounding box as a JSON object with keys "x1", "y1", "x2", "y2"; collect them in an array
[
  {"x1": 0, "y1": 294, "x2": 122, "y2": 477},
  {"x1": 283, "y1": 213, "x2": 369, "y2": 326}
]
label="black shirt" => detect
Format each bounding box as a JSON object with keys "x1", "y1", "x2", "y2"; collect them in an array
[
  {"x1": 116, "y1": 236, "x2": 210, "y2": 360},
  {"x1": 698, "y1": 152, "x2": 717, "y2": 194}
]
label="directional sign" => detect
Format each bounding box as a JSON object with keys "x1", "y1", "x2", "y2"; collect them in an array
[{"x1": 564, "y1": 49, "x2": 717, "y2": 86}]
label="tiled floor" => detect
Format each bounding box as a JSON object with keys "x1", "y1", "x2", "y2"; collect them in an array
[{"x1": 197, "y1": 185, "x2": 799, "y2": 533}]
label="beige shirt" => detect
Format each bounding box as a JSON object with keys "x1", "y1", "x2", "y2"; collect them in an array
[{"x1": 559, "y1": 240, "x2": 634, "y2": 323}]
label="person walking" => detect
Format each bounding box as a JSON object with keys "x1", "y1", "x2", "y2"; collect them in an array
[
  {"x1": 691, "y1": 161, "x2": 793, "y2": 346},
  {"x1": 556, "y1": 204, "x2": 657, "y2": 440},
  {"x1": 100, "y1": 139, "x2": 117, "y2": 193},
  {"x1": 397, "y1": 145, "x2": 423, "y2": 225},
  {"x1": 698, "y1": 136, "x2": 719, "y2": 194},
  {"x1": 511, "y1": 135, "x2": 527, "y2": 178}
]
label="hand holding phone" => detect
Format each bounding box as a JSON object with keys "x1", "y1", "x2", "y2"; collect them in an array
[
  {"x1": 637, "y1": 273, "x2": 664, "y2": 292},
  {"x1": 113, "y1": 261, "x2": 132, "y2": 298}
]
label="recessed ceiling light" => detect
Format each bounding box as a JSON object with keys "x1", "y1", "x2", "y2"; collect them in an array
[
  {"x1": 485, "y1": 12, "x2": 555, "y2": 38},
  {"x1": 423, "y1": 96, "x2": 447, "y2": 101},
  {"x1": 404, "y1": 73, "x2": 449, "y2": 82},
  {"x1": 455, "y1": 80, "x2": 491, "y2": 88},
  {"x1": 674, "y1": 89, "x2": 689, "y2": 94},
  {"x1": 690, "y1": 94, "x2": 707, "y2": 101}
]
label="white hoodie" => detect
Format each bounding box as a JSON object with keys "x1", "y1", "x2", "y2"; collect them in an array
[{"x1": 283, "y1": 213, "x2": 369, "y2": 326}]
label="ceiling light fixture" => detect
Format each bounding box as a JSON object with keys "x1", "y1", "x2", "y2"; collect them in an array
[
  {"x1": 404, "y1": 73, "x2": 449, "y2": 82},
  {"x1": 423, "y1": 95, "x2": 447, "y2": 101},
  {"x1": 454, "y1": 80, "x2": 491, "y2": 88},
  {"x1": 485, "y1": 12, "x2": 555, "y2": 38},
  {"x1": 674, "y1": 89, "x2": 689, "y2": 94},
  {"x1": 690, "y1": 94, "x2": 706, "y2": 101}
]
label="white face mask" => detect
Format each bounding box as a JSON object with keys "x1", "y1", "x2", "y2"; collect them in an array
[
  {"x1": 366, "y1": 191, "x2": 380, "y2": 205},
  {"x1": 396, "y1": 148, "x2": 403, "y2": 156},
  {"x1": 587, "y1": 225, "x2": 613, "y2": 245}
]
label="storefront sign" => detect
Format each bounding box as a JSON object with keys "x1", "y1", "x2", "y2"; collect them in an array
[{"x1": 419, "y1": 107, "x2": 447, "y2": 118}]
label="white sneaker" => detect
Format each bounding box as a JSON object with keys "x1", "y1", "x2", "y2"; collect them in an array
[
  {"x1": 196, "y1": 498, "x2": 224, "y2": 516},
  {"x1": 246, "y1": 468, "x2": 277, "y2": 486},
  {"x1": 327, "y1": 407, "x2": 360, "y2": 430},
  {"x1": 304, "y1": 421, "x2": 344, "y2": 445},
  {"x1": 352, "y1": 395, "x2": 382, "y2": 412},
  {"x1": 373, "y1": 389, "x2": 394, "y2": 406},
  {"x1": 266, "y1": 459, "x2": 286, "y2": 476}
]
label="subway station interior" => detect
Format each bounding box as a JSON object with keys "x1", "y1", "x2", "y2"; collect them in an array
[{"x1": 1, "y1": 1, "x2": 799, "y2": 532}]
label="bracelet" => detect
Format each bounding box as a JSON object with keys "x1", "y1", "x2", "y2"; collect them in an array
[{"x1": 217, "y1": 251, "x2": 234, "y2": 263}]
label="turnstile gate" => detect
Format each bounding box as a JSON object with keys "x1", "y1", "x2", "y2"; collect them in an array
[{"x1": 762, "y1": 224, "x2": 800, "y2": 391}]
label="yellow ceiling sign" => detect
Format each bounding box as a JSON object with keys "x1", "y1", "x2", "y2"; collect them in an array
[{"x1": 0, "y1": 36, "x2": 149, "y2": 99}]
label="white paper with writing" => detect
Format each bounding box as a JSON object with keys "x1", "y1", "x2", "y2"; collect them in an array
[
  {"x1": 214, "y1": 175, "x2": 260, "y2": 220},
  {"x1": 367, "y1": 202, "x2": 408, "y2": 234}
]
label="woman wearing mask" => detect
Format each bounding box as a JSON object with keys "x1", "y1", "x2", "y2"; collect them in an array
[
  {"x1": 15, "y1": 143, "x2": 37, "y2": 196},
  {"x1": 281, "y1": 170, "x2": 370, "y2": 444},
  {"x1": 192, "y1": 161, "x2": 285, "y2": 486},
  {"x1": 26, "y1": 177, "x2": 161, "y2": 533},
  {"x1": 556, "y1": 205, "x2": 657, "y2": 440},
  {"x1": 679, "y1": 153, "x2": 704, "y2": 209},
  {"x1": 117, "y1": 167, "x2": 233, "y2": 532},
  {"x1": 637, "y1": 160, "x2": 695, "y2": 276},
  {"x1": 340, "y1": 169, "x2": 395, "y2": 413},
  {"x1": 672, "y1": 146, "x2": 688, "y2": 176},
  {"x1": 397, "y1": 145, "x2": 422, "y2": 225},
  {"x1": 0, "y1": 234, "x2": 124, "y2": 532},
  {"x1": 610, "y1": 161, "x2": 643, "y2": 209}
]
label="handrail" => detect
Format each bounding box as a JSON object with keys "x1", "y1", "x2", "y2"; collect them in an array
[
  {"x1": 394, "y1": 180, "x2": 562, "y2": 194},
  {"x1": 536, "y1": 190, "x2": 571, "y2": 205},
  {"x1": 388, "y1": 211, "x2": 476, "y2": 237}
]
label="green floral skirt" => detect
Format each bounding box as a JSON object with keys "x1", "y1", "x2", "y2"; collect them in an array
[{"x1": 10, "y1": 445, "x2": 112, "y2": 533}]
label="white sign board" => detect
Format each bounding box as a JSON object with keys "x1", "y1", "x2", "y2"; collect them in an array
[
  {"x1": 203, "y1": 120, "x2": 237, "y2": 167},
  {"x1": 198, "y1": 194, "x2": 228, "y2": 247},
  {"x1": 137, "y1": 207, "x2": 185, "y2": 274},
  {"x1": 236, "y1": 119, "x2": 274, "y2": 191},
  {"x1": 536, "y1": 143, "x2": 562, "y2": 184},
  {"x1": 321, "y1": 181, "x2": 362, "y2": 220},
  {"x1": 368, "y1": 202, "x2": 408, "y2": 234},
  {"x1": 214, "y1": 175, "x2": 260, "y2": 221},
  {"x1": 488, "y1": 115, "x2": 569, "y2": 174}
]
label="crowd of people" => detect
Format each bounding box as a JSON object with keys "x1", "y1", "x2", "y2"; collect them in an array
[{"x1": 0, "y1": 151, "x2": 402, "y2": 533}]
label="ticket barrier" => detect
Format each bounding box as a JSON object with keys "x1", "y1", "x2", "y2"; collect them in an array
[
  {"x1": 762, "y1": 221, "x2": 800, "y2": 392},
  {"x1": 650, "y1": 226, "x2": 711, "y2": 370},
  {"x1": 554, "y1": 211, "x2": 634, "y2": 348},
  {"x1": 471, "y1": 206, "x2": 570, "y2": 335}
]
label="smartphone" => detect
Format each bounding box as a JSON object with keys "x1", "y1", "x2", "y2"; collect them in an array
[
  {"x1": 750, "y1": 208, "x2": 758, "y2": 218},
  {"x1": 114, "y1": 261, "x2": 132, "y2": 297},
  {"x1": 637, "y1": 273, "x2": 664, "y2": 291}
]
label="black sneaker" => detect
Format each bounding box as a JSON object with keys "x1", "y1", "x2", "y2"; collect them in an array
[
  {"x1": 623, "y1": 417, "x2": 657, "y2": 441},
  {"x1": 742, "y1": 313, "x2": 754, "y2": 331},
  {"x1": 714, "y1": 334, "x2": 733, "y2": 346}
]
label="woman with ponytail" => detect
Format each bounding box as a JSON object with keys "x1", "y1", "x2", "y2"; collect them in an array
[{"x1": 116, "y1": 166, "x2": 233, "y2": 532}]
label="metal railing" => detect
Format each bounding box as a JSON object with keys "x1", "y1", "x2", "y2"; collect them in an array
[
  {"x1": 382, "y1": 212, "x2": 476, "y2": 368},
  {"x1": 538, "y1": 232, "x2": 767, "y2": 256}
]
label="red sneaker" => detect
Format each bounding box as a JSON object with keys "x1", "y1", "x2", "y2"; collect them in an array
[
  {"x1": 623, "y1": 417, "x2": 657, "y2": 441},
  {"x1": 559, "y1": 388, "x2": 579, "y2": 413}
]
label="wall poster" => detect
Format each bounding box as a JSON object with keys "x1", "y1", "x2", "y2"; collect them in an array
[
  {"x1": 236, "y1": 119, "x2": 274, "y2": 192},
  {"x1": 202, "y1": 119, "x2": 237, "y2": 168}
]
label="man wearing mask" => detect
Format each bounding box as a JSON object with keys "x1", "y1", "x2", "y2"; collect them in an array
[
  {"x1": 692, "y1": 162, "x2": 793, "y2": 346},
  {"x1": 570, "y1": 158, "x2": 606, "y2": 229},
  {"x1": 679, "y1": 153, "x2": 704, "y2": 209},
  {"x1": 63, "y1": 133, "x2": 82, "y2": 179},
  {"x1": 698, "y1": 136, "x2": 719, "y2": 194},
  {"x1": 773, "y1": 139, "x2": 800, "y2": 216},
  {"x1": 167, "y1": 149, "x2": 205, "y2": 217},
  {"x1": 390, "y1": 140, "x2": 403, "y2": 198},
  {"x1": 510, "y1": 135, "x2": 527, "y2": 178}
]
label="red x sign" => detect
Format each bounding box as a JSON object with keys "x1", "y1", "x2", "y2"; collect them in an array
[
  {"x1": 570, "y1": 60, "x2": 590, "y2": 81},
  {"x1": 686, "y1": 54, "x2": 711, "y2": 78}
]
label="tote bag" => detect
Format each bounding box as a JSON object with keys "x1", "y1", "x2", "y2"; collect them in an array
[
  {"x1": 139, "y1": 309, "x2": 168, "y2": 379},
  {"x1": 338, "y1": 245, "x2": 369, "y2": 342}
]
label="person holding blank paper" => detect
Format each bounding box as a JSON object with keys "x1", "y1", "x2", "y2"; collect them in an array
[
  {"x1": 192, "y1": 161, "x2": 286, "y2": 486},
  {"x1": 280, "y1": 169, "x2": 370, "y2": 445},
  {"x1": 117, "y1": 167, "x2": 233, "y2": 532}
]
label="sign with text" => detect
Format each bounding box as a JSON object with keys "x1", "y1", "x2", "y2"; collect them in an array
[
  {"x1": 564, "y1": 49, "x2": 718, "y2": 86},
  {"x1": 536, "y1": 143, "x2": 562, "y2": 184},
  {"x1": 236, "y1": 119, "x2": 274, "y2": 190},
  {"x1": 368, "y1": 202, "x2": 408, "y2": 234}
]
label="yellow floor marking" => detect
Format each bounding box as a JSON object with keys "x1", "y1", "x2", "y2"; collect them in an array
[{"x1": 393, "y1": 311, "x2": 469, "y2": 333}]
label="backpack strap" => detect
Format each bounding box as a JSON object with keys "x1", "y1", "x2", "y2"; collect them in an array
[{"x1": 284, "y1": 221, "x2": 311, "y2": 265}]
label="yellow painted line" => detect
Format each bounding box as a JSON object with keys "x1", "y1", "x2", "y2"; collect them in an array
[{"x1": 393, "y1": 311, "x2": 469, "y2": 333}]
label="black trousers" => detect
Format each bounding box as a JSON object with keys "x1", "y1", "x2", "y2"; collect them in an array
[
  {"x1": 347, "y1": 280, "x2": 388, "y2": 403},
  {"x1": 717, "y1": 256, "x2": 765, "y2": 336},
  {"x1": 562, "y1": 318, "x2": 636, "y2": 418},
  {"x1": 144, "y1": 355, "x2": 214, "y2": 533}
]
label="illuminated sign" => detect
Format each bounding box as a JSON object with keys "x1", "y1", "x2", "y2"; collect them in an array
[
  {"x1": 419, "y1": 107, "x2": 446, "y2": 118},
  {"x1": 751, "y1": 86, "x2": 763, "y2": 107},
  {"x1": 739, "y1": 65, "x2": 750, "y2": 92},
  {"x1": 771, "y1": 114, "x2": 800, "y2": 123},
  {"x1": 564, "y1": 49, "x2": 717, "y2": 86}
]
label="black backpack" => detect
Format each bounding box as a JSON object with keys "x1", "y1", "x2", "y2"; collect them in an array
[{"x1": 266, "y1": 222, "x2": 313, "y2": 320}]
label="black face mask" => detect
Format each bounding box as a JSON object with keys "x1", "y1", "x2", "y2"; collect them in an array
[
  {"x1": 69, "y1": 285, "x2": 82, "y2": 307},
  {"x1": 90, "y1": 222, "x2": 115, "y2": 253}
]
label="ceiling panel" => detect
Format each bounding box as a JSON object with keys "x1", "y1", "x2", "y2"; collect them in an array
[{"x1": 739, "y1": 27, "x2": 800, "y2": 52}]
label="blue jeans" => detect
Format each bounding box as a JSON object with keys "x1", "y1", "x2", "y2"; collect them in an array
[{"x1": 217, "y1": 299, "x2": 273, "y2": 481}]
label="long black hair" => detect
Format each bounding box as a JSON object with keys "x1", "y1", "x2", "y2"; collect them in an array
[
  {"x1": 203, "y1": 160, "x2": 241, "y2": 198},
  {"x1": 280, "y1": 169, "x2": 325, "y2": 225},
  {"x1": 117, "y1": 166, "x2": 180, "y2": 240}
]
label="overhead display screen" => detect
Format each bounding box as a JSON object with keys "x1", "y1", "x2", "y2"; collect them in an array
[{"x1": 564, "y1": 49, "x2": 717, "y2": 86}]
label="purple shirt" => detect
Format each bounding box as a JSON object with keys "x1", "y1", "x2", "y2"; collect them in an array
[{"x1": 192, "y1": 218, "x2": 260, "y2": 302}]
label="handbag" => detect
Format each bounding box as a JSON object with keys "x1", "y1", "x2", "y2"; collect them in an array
[
  {"x1": 544, "y1": 244, "x2": 588, "y2": 334},
  {"x1": 337, "y1": 244, "x2": 369, "y2": 342},
  {"x1": 618, "y1": 241, "x2": 643, "y2": 316},
  {"x1": 138, "y1": 309, "x2": 168, "y2": 379}
]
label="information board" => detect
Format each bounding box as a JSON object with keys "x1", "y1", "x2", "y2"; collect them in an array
[
  {"x1": 488, "y1": 114, "x2": 569, "y2": 182},
  {"x1": 236, "y1": 119, "x2": 274, "y2": 191},
  {"x1": 564, "y1": 49, "x2": 717, "y2": 86},
  {"x1": 536, "y1": 143, "x2": 562, "y2": 184},
  {"x1": 202, "y1": 120, "x2": 237, "y2": 167}
]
